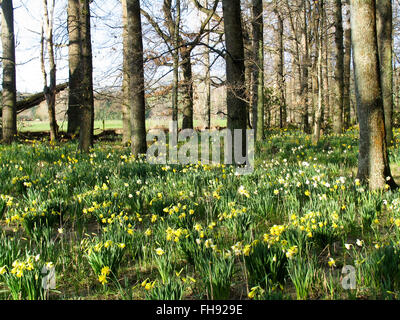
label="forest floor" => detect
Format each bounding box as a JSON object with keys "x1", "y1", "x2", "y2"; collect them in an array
[{"x1": 1, "y1": 128, "x2": 400, "y2": 300}]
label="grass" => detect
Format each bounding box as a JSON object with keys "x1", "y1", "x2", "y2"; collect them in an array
[
  {"x1": 18, "y1": 119, "x2": 228, "y2": 133},
  {"x1": 1, "y1": 127, "x2": 400, "y2": 300}
]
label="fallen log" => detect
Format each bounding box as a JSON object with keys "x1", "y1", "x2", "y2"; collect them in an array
[{"x1": 0, "y1": 82, "x2": 68, "y2": 117}]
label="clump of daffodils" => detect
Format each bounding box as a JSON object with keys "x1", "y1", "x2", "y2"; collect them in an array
[{"x1": 98, "y1": 266, "x2": 111, "y2": 285}]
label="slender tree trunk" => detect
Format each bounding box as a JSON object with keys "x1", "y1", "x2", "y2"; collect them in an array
[
  {"x1": 222, "y1": 0, "x2": 247, "y2": 156},
  {"x1": 79, "y1": 0, "x2": 94, "y2": 152},
  {"x1": 1, "y1": 0, "x2": 17, "y2": 144},
  {"x1": 67, "y1": 0, "x2": 82, "y2": 136},
  {"x1": 243, "y1": 21, "x2": 253, "y2": 129},
  {"x1": 333, "y1": 0, "x2": 344, "y2": 134},
  {"x1": 274, "y1": 4, "x2": 286, "y2": 129},
  {"x1": 313, "y1": 0, "x2": 324, "y2": 144},
  {"x1": 204, "y1": 23, "x2": 211, "y2": 129},
  {"x1": 377, "y1": 0, "x2": 394, "y2": 146},
  {"x1": 343, "y1": 0, "x2": 351, "y2": 129},
  {"x1": 126, "y1": 0, "x2": 147, "y2": 156},
  {"x1": 172, "y1": 0, "x2": 180, "y2": 129},
  {"x1": 42, "y1": 0, "x2": 58, "y2": 142},
  {"x1": 351, "y1": 0, "x2": 397, "y2": 190},
  {"x1": 301, "y1": 0, "x2": 310, "y2": 133},
  {"x1": 323, "y1": 23, "x2": 330, "y2": 130},
  {"x1": 181, "y1": 46, "x2": 194, "y2": 130},
  {"x1": 252, "y1": 0, "x2": 264, "y2": 140},
  {"x1": 122, "y1": 0, "x2": 131, "y2": 144}
]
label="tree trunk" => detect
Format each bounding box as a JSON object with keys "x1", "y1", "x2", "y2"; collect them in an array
[
  {"x1": 300, "y1": 0, "x2": 310, "y2": 133},
  {"x1": 42, "y1": 0, "x2": 58, "y2": 142},
  {"x1": 323, "y1": 23, "x2": 330, "y2": 130},
  {"x1": 242, "y1": 21, "x2": 252, "y2": 129},
  {"x1": 67, "y1": 0, "x2": 82, "y2": 136},
  {"x1": 377, "y1": 0, "x2": 393, "y2": 146},
  {"x1": 204, "y1": 20, "x2": 211, "y2": 129},
  {"x1": 333, "y1": 0, "x2": 344, "y2": 134},
  {"x1": 351, "y1": 0, "x2": 397, "y2": 190},
  {"x1": 122, "y1": 0, "x2": 131, "y2": 144},
  {"x1": 252, "y1": 0, "x2": 264, "y2": 140},
  {"x1": 222, "y1": 0, "x2": 247, "y2": 156},
  {"x1": 181, "y1": 46, "x2": 194, "y2": 130},
  {"x1": 79, "y1": 0, "x2": 94, "y2": 152},
  {"x1": 274, "y1": 3, "x2": 286, "y2": 129},
  {"x1": 172, "y1": 0, "x2": 180, "y2": 129},
  {"x1": 126, "y1": 0, "x2": 147, "y2": 156},
  {"x1": 313, "y1": 0, "x2": 324, "y2": 144},
  {"x1": 1, "y1": 0, "x2": 17, "y2": 144},
  {"x1": 343, "y1": 0, "x2": 351, "y2": 129}
]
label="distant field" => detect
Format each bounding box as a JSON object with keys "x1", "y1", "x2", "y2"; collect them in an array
[
  {"x1": 19, "y1": 120, "x2": 123, "y2": 134},
  {"x1": 18, "y1": 119, "x2": 227, "y2": 133}
]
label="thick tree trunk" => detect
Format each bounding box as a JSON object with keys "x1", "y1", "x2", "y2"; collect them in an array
[
  {"x1": 67, "y1": 0, "x2": 82, "y2": 136},
  {"x1": 343, "y1": 0, "x2": 351, "y2": 129},
  {"x1": 181, "y1": 47, "x2": 194, "y2": 130},
  {"x1": 122, "y1": 0, "x2": 131, "y2": 144},
  {"x1": 351, "y1": 0, "x2": 397, "y2": 190},
  {"x1": 126, "y1": 0, "x2": 147, "y2": 156},
  {"x1": 333, "y1": 0, "x2": 344, "y2": 134},
  {"x1": 1, "y1": 0, "x2": 17, "y2": 144},
  {"x1": 252, "y1": 0, "x2": 264, "y2": 140},
  {"x1": 79, "y1": 0, "x2": 94, "y2": 152},
  {"x1": 377, "y1": 0, "x2": 394, "y2": 146},
  {"x1": 222, "y1": 0, "x2": 247, "y2": 156}
]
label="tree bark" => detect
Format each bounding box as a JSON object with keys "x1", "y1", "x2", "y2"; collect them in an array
[
  {"x1": 181, "y1": 46, "x2": 194, "y2": 130},
  {"x1": 172, "y1": 0, "x2": 180, "y2": 129},
  {"x1": 343, "y1": 0, "x2": 351, "y2": 129},
  {"x1": 323, "y1": 22, "x2": 330, "y2": 130},
  {"x1": 252, "y1": 0, "x2": 264, "y2": 140},
  {"x1": 333, "y1": 0, "x2": 344, "y2": 134},
  {"x1": 1, "y1": 0, "x2": 17, "y2": 144},
  {"x1": 204, "y1": 14, "x2": 211, "y2": 129},
  {"x1": 79, "y1": 0, "x2": 94, "y2": 152},
  {"x1": 376, "y1": 0, "x2": 393, "y2": 146},
  {"x1": 222, "y1": 0, "x2": 247, "y2": 156},
  {"x1": 42, "y1": 0, "x2": 58, "y2": 142},
  {"x1": 351, "y1": 0, "x2": 397, "y2": 190},
  {"x1": 274, "y1": 3, "x2": 286, "y2": 129},
  {"x1": 122, "y1": 0, "x2": 131, "y2": 144},
  {"x1": 313, "y1": 0, "x2": 324, "y2": 144},
  {"x1": 300, "y1": 0, "x2": 310, "y2": 133},
  {"x1": 67, "y1": 0, "x2": 82, "y2": 136},
  {"x1": 126, "y1": 0, "x2": 147, "y2": 156}
]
